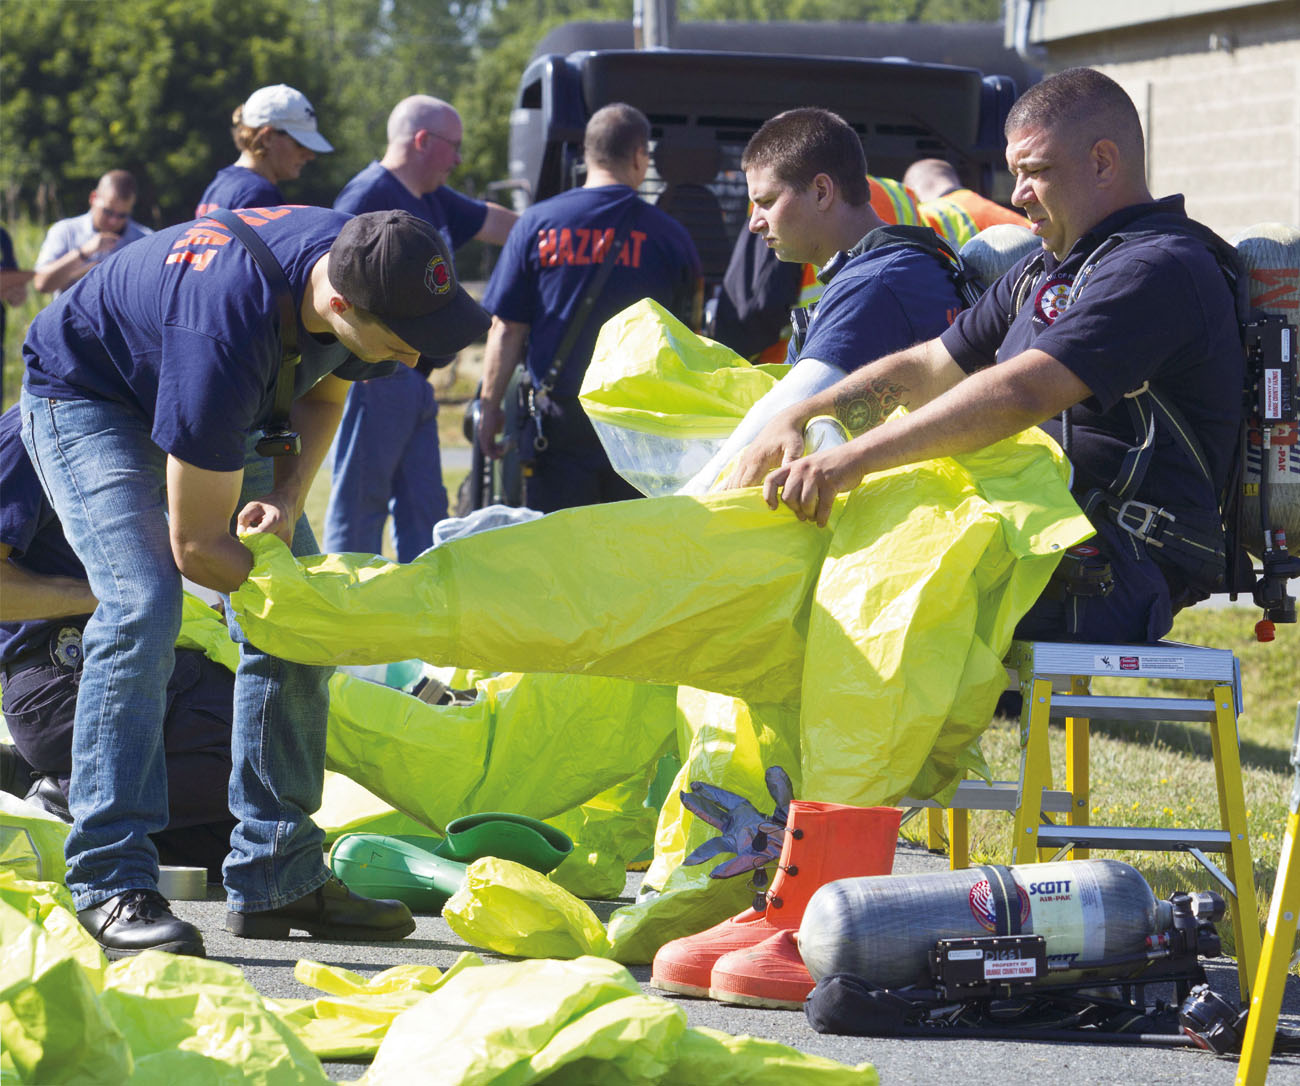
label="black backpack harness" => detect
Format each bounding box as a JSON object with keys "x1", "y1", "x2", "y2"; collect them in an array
[{"x1": 1007, "y1": 226, "x2": 1252, "y2": 591}]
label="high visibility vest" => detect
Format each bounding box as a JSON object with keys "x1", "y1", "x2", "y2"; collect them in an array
[
  {"x1": 920, "y1": 189, "x2": 1028, "y2": 247},
  {"x1": 867, "y1": 176, "x2": 922, "y2": 227}
]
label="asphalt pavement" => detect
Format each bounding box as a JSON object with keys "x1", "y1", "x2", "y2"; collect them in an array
[{"x1": 168, "y1": 840, "x2": 1300, "y2": 1084}]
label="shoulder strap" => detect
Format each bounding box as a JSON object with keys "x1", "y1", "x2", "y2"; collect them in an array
[
  {"x1": 1009, "y1": 250, "x2": 1046, "y2": 319},
  {"x1": 205, "y1": 209, "x2": 300, "y2": 451},
  {"x1": 537, "y1": 196, "x2": 641, "y2": 396},
  {"x1": 824, "y1": 224, "x2": 986, "y2": 309},
  {"x1": 1052, "y1": 230, "x2": 1233, "y2": 586}
]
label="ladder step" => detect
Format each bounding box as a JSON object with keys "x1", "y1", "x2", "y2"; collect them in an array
[
  {"x1": 1046, "y1": 694, "x2": 1221, "y2": 723},
  {"x1": 1033, "y1": 825, "x2": 1231, "y2": 852},
  {"x1": 1009, "y1": 640, "x2": 1237, "y2": 682},
  {"x1": 902, "y1": 781, "x2": 1075, "y2": 814}
]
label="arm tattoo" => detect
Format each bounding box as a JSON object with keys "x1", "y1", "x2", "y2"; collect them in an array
[{"x1": 834, "y1": 378, "x2": 907, "y2": 434}]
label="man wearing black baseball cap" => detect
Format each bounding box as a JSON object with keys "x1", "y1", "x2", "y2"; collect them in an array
[{"x1": 19, "y1": 205, "x2": 487, "y2": 959}]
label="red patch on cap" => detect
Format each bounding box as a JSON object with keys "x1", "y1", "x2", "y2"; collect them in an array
[{"x1": 425, "y1": 254, "x2": 451, "y2": 296}]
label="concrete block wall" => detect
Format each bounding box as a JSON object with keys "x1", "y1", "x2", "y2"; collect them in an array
[{"x1": 1031, "y1": 5, "x2": 1299, "y2": 238}]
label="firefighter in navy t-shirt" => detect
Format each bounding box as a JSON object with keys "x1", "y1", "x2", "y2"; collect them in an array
[
  {"x1": 478, "y1": 103, "x2": 702, "y2": 513},
  {"x1": 729, "y1": 69, "x2": 1242, "y2": 645},
  {"x1": 0, "y1": 405, "x2": 238, "y2": 875},
  {"x1": 20, "y1": 206, "x2": 488, "y2": 959},
  {"x1": 324, "y1": 96, "x2": 517, "y2": 560}
]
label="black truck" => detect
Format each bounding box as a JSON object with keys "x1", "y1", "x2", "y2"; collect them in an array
[{"x1": 462, "y1": 21, "x2": 1033, "y2": 510}]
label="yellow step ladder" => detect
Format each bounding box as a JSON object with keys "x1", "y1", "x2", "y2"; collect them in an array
[{"x1": 907, "y1": 638, "x2": 1262, "y2": 999}]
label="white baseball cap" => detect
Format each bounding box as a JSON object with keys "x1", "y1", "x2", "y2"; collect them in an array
[{"x1": 241, "y1": 84, "x2": 333, "y2": 153}]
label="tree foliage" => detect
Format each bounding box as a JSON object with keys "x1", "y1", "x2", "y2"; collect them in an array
[
  {"x1": 2, "y1": 0, "x2": 327, "y2": 224},
  {"x1": 1, "y1": 0, "x2": 1001, "y2": 226}
]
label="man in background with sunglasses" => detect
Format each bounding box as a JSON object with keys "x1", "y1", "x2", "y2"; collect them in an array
[
  {"x1": 323, "y1": 95, "x2": 516, "y2": 561},
  {"x1": 32, "y1": 169, "x2": 151, "y2": 297}
]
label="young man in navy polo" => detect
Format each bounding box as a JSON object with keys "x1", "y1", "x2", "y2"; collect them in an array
[
  {"x1": 684, "y1": 107, "x2": 969, "y2": 498},
  {"x1": 20, "y1": 207, "x2": 489, "y2": 958}
]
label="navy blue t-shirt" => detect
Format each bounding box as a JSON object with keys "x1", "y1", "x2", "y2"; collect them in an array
[
  {"x1": 334, "y1": 163, "x2": 487, "y2": 250},
  {"x1": 482, "y1": 185, "x2": 701, "y2": 397},
  {"x1": 0, "y1": 405, "x2": 89, "y2": 664},
  {"x1": 23, "y1": 205, "x2": 387, "y2": 473},
  {"x1": 793, "y1": 230, "x2": 963, "y2": 371},
  {"x1": 941, "y1": 196, "x2": 1242, "y2": 520},
  {"x1": 196, "y1": 166, "x2": 284, "y2": 217}
]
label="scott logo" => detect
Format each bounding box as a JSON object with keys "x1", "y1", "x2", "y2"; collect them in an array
[
  {"x1": 1027, "y1": 879, "x2": 1071, "y2": 895},
  {"x1": 425, "y1": 254, "x2": 451, "y2": 296}
]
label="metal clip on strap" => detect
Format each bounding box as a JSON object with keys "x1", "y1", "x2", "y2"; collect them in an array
[
  {"x1": 524, "y1": 384, "x2": 549, "y2": 453},
  {"x1": 1115, "y1": 499, "x2": 1175, "y2": 547}
]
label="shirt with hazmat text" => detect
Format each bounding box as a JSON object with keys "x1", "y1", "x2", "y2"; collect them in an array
[{"x1": 482, "y1": 185, "x2": 700, "y2": 397}]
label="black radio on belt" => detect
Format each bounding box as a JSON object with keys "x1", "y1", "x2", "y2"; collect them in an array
[
  {"x1": 1045, "y1": 543, "x2": 1114, "y2": 600},
  {"x1": 254, "y1": 429, "x2": 303, "y2": 458}
]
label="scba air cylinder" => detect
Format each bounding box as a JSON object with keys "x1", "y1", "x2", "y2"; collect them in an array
[{"x1": 798, "y1": 859, "x2": 1159, "y2": 989}]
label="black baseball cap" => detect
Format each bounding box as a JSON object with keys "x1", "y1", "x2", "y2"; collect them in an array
[{"x1": 327, "y1": 210, "x2": 490, "y2": 358}]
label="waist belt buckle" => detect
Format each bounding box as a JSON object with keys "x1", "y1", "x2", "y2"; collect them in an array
[{"x1": 1116, "y1": 499, "x2": 1173, "y2": 548}]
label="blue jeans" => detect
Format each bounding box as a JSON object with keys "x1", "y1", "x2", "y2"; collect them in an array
[
  {"x1": 21, "y1": 391, "x2": 332, "y2": 911},
  {"x1": 323, "y1": 367, "x2": 446, "y2": 561}
]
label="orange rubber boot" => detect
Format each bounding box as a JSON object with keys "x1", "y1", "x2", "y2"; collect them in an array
[
  {"x1": 650, "y1": 800, "x2": 901, "y2": 997},
  {"x1": 710, "y1": 928, "x2": 811, "y2": 1009}
]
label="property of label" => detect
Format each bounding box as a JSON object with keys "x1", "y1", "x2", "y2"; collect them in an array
[
  {"x1": 984, "y1": 957, "x2": 1038, "y2": 980},
  {"x1": 1093, "y1": 653, "x2": 1186, "y2": 674},
  {"x1": 1266, "y1": 369, "x2": 1282, "y2": 420}
]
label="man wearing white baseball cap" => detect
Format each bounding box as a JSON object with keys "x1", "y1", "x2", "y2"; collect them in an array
[{"x1": 196, "y1": 84, "x2": 332, "y2": 216}]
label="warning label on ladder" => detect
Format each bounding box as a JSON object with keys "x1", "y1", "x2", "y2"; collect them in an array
[{"x1": 1092, "y1": 654, "x2": 1187, "y2": 674}]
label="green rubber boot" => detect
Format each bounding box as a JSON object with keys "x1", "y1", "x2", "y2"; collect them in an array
[
  {"x1": 329, "y1": 833, "x2": 468, "y2": 914},
  {"x1": 430, "y1": 812, "x2": 573, "y2": 873}
]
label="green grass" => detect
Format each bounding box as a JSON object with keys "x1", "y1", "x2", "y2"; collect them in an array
[
  {"x1": 2, "y1": 219, "x2": 46, "y2": 411},
  {"x1": 902, "y1": 606, "x2": 1300, "y2": 961}
]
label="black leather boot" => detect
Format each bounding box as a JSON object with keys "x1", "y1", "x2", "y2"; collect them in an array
[
  {"x1": 226, "y1": 876, "x2": 415, "y2": 941},
  {"x1": 23, "y1": 776, "x2": 71, "y2": 823},
  {"x1": 0, "y1": 742, "x2": 34, "y2": 798},
  {"x1": 77, "y1": 889, "x2": 206, "y2": 959}
]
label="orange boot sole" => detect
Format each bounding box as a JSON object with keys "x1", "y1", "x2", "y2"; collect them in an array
[
  {"x1": 709, "y1": 929, "x2": 812, "y2": 1009},
  {"x1": 650, "y1": 907, "x2": 784, "y2": 996}
]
